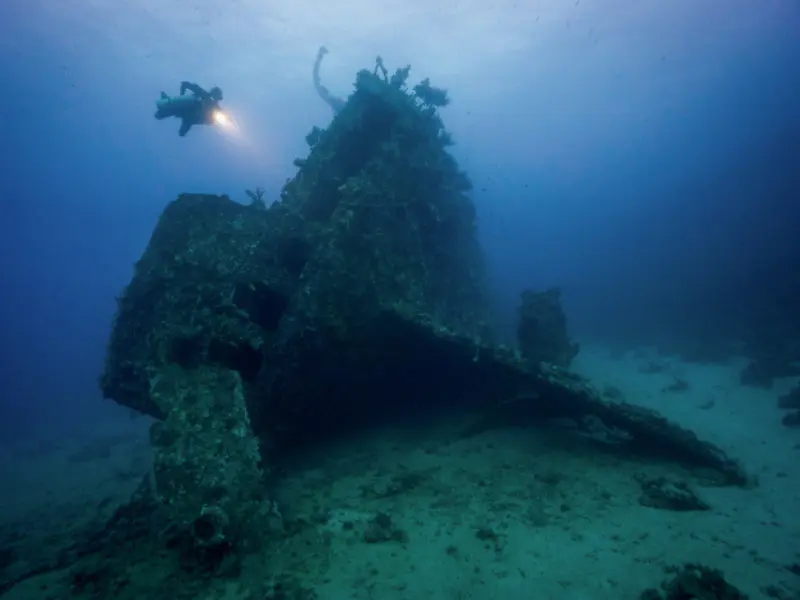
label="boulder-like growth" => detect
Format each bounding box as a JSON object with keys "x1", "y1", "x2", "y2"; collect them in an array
[
  {"x1": 640, "y1": 563, "x2": 749, "y2": 600},
  {"x1": 100, "y1": 62, "x2": 752, "y2": 548},
  {"x1": 517, "y1": 287, "x2": 580, "y2": 368}
]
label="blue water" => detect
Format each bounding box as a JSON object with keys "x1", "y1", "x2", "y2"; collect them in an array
[
  {"x1": 2, "y1": 1, "x2": 798, "y2": 438},
  {"x1": 1, "y1": 2, "x2": 799, "y2": 597}
]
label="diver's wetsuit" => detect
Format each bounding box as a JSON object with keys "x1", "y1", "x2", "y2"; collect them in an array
[{"x1": 154, "y1": 82, "x2": 223, "y2": 136}]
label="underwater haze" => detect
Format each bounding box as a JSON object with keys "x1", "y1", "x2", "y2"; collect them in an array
[
  {"x1": 1, "y1": 0, "x2": 799, "y2": 436},
  {"x1": 3, "y1": 2, "x2": 800, "y2": 600}
]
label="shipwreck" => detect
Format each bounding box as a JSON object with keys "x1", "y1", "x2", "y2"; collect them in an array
[{"x1": 99, "y1": 60, "x2": 751, "y2": 555}]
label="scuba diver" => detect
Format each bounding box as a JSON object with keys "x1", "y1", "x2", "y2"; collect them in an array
[
  {"x1": 313, "y1": 47, "x2": 345, "y2": 114},
  {"x1": 154, "y1": 82, "x2": 224, "y2": 136}
]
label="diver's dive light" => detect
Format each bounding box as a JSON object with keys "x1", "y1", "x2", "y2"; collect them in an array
[
  {"x1": 210, "y1": 106, "x2": 244, "y2": 145},
  {"x1": 212, "y1": 109, "x2": 231, "y2": 127}
]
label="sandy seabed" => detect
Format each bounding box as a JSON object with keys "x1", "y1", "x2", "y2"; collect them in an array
[{"x1": 1, "y1": 345, "x2": 798, "y2": 600}]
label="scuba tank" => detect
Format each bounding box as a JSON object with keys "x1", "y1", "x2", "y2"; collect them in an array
[{"x1": 155, "y1": 92, "x2": 198, "y2": 116}]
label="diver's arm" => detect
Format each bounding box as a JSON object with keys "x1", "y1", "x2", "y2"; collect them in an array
[{"x1": 180, "y1": 81, "x2": 209, "y2": 98}]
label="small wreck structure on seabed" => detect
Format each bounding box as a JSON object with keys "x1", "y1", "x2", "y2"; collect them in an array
[{"x1": 100, "y1": 60, "x2": 752, "y2": 556}]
